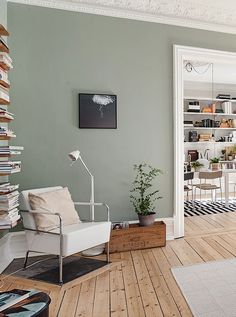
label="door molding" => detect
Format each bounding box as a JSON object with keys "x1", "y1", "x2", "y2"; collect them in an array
[{"x1": 173, "y1": 45, "x2": 236, "y2": 238}]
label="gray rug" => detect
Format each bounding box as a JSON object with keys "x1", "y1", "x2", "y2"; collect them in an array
[
  {"x1": 172, "y1": 259, "x2": 236, "y2": 317},
  {"x1": 3, "y1": 255, "x2": 108, "y2": 285}
]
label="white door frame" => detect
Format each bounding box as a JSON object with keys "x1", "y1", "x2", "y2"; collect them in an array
[{"x1": 173, "y1": 45, "x2": 236, "y2": 238}]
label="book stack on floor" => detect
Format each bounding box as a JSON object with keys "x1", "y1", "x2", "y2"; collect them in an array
[
  {"x1": 0, "y1": 161, "x2": 21, "y2": 174},
  {"x1": 0, "y1": 182, "x2": 20, "y2": 229}
]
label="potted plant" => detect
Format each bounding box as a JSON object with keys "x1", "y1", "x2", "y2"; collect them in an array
[
  {"x1": 130, "y1": 163, "x2": 162, "y2": 227},
  {"x1": 191, "y1": 161, "x2": 204, "y2": 172},
  {"x1": 210, "y1": 157, "x2": 220, "y2": 170}
]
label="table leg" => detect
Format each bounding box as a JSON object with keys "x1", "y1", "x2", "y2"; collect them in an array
[{"x1": 225, "y1": 173, "x2": 229, "y2": 207}]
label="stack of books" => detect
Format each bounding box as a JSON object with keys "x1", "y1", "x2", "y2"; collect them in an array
[
  {"x1": 0, "y1": 146, "x2": 23, "y2": 157},
  {"x1": 0, "y1": 161, "x2": 21, "y2": 174},
  {"x1": 0, "y1": 52, "x2": 13, "y2": 70},
  {"x1": 0, "y1": 182, "x2": 20, "y2": 229},
  {"x1": 0, "y1": 85, "x2": 9, "y2": 104},
  {"x1": 187, "y1": 101, "x2": 200, "y2": 113},
  {"x1": 0, "y1": 126, "x2": 16, "y2": 138},
  {"x1": 0, "y1": 108, "x2": 14, "y2": 122},
  {"x1": 216, "y1": 94, "x2": 231, "y2": 100}
]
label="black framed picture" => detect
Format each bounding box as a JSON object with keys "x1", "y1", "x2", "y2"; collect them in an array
[{"x1": 79, "y1": 93, "x2": 117, "y2": 129}]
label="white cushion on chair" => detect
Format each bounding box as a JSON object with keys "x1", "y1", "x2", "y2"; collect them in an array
[
  {"x1": 25, "y1": 221, "x2": 111, "y2": 257},
  {"x1": 20, "y1": 186, "x2": 63, "y2": 211},
  {"x1": 28, "y1": 187, "x2": 81, "y2": 231}
]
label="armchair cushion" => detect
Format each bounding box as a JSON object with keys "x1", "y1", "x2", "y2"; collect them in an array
[{"x1": 28, "y1": 187, "x2": 81, "y2": 231}]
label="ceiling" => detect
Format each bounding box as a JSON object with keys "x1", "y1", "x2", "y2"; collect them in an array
[{"x1": 8, "y1": 0, "x2": 236, "y2": 34}]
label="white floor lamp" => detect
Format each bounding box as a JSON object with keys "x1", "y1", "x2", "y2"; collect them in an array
[
  {"x1": 68, "y1": 150, "x2": 95, "y2": 221},
  {"x1": 68, "y1": 150, "x2": 104, "y2": 256}
]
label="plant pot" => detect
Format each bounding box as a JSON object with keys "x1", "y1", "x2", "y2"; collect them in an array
[
  {"x1": 211, "y1": 163, "x2": 220, "y2": 171},
  {"x1": 138, "y1": 212, "x2": 156, "y2": 227}
]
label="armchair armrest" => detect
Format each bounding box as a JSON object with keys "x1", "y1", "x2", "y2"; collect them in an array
[
  {"x1": 21, "y1": 210, "x2": 63, "y2": 235},
  {"x1": 73, "y1": 202, "x2": 110, "y2": 221}
]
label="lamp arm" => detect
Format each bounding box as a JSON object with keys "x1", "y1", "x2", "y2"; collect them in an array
[{"x1": 79, "y1": 155, "x2": 95, "y2": 221}]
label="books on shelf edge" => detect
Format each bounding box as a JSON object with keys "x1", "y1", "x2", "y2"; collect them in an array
[
  {"x1": 0, "y1": 184, "x2": 19, "y2": 193},
  {"x1": 0, "y1": 190, "x2": 19, "y2": 200},
  {"x1": 0, "y1": 214, "x2": 20, "y2": 226},
  {"x1": 0, "y1": 54, "x2": 13, "y2": 69},
  {"x1": 0, "y1": 221, "x2": 18, "y2": 229},
  {"x1": 0, "y1": 146, "x2": 23, "y2": 151},
  {"x1": 0, "y1": 208, "x2": 19, "y2": 216},
  {"x1": 0, "y1": 203, "x2": 20, "y2": 212},
  {"x1": 0, "y1": 168, "x2": 21, "y2": 174},
  {"x1": 0, "y1": 52, "x2": 12, "y2": 64},
  {"x1": 0, "y1": 161, "x2": 21, "y2": 165}
]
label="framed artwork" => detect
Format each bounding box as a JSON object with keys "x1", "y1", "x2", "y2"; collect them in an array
[{"x1": 79, "y1": 93, "x2": 117, "y2": 129}]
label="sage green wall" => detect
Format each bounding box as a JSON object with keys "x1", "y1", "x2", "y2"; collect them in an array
[
  {"x1": 7, "y1": 4, "x2": 236, "y2": 221},
  {"x1": 0, "y1": 0, "x2": 7, "y2": 28}
]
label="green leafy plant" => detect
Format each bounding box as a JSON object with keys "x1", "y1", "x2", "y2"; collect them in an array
[
  {"x1": 191, "y1": 161, "x2": 204, "y2": 170},
  {"x1": 210, "y1": 157, "x2": 220, "y2": 163},
  {"x1": 130, "y1": 163, "x2": 162, "y2": 216}
]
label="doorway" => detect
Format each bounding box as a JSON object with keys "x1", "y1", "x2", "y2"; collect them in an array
[{"x1": 173, "y1": 45, "x2": 236, "y2": 238}]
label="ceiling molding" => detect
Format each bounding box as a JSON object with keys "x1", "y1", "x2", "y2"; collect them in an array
[{"x1": 7, "y1": 0, "x2": 236, "y2": 35}]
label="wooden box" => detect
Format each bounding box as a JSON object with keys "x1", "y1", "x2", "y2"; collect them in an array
[{"x1": 107, "y1": 221, "x2": 166, "y2": 253}]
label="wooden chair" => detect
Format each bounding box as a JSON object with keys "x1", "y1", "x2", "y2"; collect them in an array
[{"x1": 193, "y1": 171, "x2": 223, "y2": 202}]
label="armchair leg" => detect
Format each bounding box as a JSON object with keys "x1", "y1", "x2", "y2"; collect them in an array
[
  {"x1": 59, "y1": 255, "x2": 63, "y2": 285},
  {"x1": 106, "y1": 242, "x2": 110, "y2": 263},
  {"x1": 23, "y1": 251, "x2": 30, "y2": 269}
]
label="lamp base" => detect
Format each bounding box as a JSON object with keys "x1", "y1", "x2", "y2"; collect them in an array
[{"x1": 81, "y1": 244, "x2": 105, "y2": 257}]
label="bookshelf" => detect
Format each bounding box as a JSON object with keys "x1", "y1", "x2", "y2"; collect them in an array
[{"x1": 0, "y1": 24, "x2": 22, "y2": 230}]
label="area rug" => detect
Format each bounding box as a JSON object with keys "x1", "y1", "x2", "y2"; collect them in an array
[
  {"x1": 172, "y1": 258, "x2": 236, "y2": 316},
  {"x1": 184, "y1": 199, "x2": 236, "y2": 217},
  {"x1": 3, "y1": 255, "x2": 108, "y2": 285}
]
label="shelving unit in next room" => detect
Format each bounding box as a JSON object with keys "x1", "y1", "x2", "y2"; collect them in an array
[
  {"x1": 0, "y1": 24, "x2": 24, "y2": 230},
  {"x1": 184, "y1": 96, "x2": 236, "y2": 160}
]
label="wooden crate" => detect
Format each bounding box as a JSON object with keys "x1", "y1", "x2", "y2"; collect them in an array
[{"x1": 107, "y1": 221, "x2": 166, "y2": 253}]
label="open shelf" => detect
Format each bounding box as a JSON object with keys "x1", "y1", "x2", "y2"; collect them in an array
[
  {"x1": 0, "y1": 25, "x2": 9, "y2": 37},
  {"x1": 184, "y1": 127, "x2": 236, "y2": 130},
  {"x1": 184, "y1": 112, "x2": 236, "y2": 116},
  {"x1": 184, "y1": 97, "x2": 236, "y2": 103},
  {"x1": 185, "y1": 142, "x2": 236, "y2": 145}
]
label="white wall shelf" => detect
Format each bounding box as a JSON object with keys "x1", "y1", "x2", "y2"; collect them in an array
[
  {"x1": 184, "y1": 97, "x2": 236, "y2": 102},
  {"x1": 184, "y1": 127, "x2": 236, "y2": 130},
  {"x1": 184, "y1": 112, "x2": 236, "y2": 116}
]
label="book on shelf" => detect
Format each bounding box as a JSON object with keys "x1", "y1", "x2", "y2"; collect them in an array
[
  {"x1": 0, "y1": 146, "x2": 24, "y2": 151},
  {"x1": 0, "y1": 184, "x2": 19, "y2": 194},
  {"x1": 0, "y1": 108, "x2": 14, "y2": 120},
  {"x1": 0, "y1": 213, "x2": 20, "y2": 226},
  {"x1": 0, "y1": 52, "x2": 13, "y2": 70},
  {"x1": 0, "y1": 289, "x2": 32, "y2": 312},
  {"x1": 0, "y1": 85, "x2": 9, "y2": 103},
  {"x1": 0, "y1": 190, "x2": 19, "y2": 200},
  {"x1": 0, "y1": 207, "x2": 19, "y2": 217},
  {"x1": 0, "y1": 127, "x2": 16, "y2": 138},
  {"x1": 0, "y1": 68, "x2": 9, "y2": 87}
]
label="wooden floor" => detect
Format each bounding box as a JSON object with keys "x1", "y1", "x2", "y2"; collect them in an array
[{"x1": 3, "y1": 212, "x2": 236, "y2": 316}]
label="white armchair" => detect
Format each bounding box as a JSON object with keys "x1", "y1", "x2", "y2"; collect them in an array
[{"x1": 20, "y1": 186, "x2": 111, "y2": 285}]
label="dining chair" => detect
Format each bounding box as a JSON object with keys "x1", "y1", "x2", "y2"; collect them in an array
[
  {"x1": 184, "y1": 172, "x2": 194, "y2": 202},
  {"x1": 193, "y1": 171, "x2": 223, "y2": 202}
]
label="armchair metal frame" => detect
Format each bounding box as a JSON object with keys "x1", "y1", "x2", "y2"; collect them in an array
[{"x1": 21, "y1": 202, "x2": 110, "y2": 285}]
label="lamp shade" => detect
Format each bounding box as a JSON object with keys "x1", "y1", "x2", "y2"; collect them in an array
[{"x1": 68, "y1": 150, "x2": 81, "y2": 161}]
